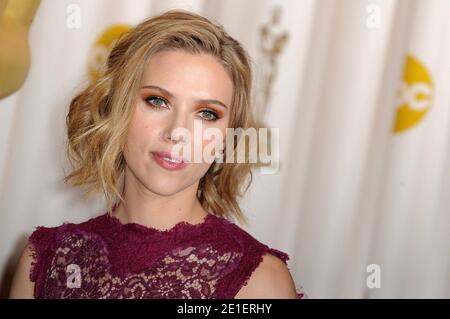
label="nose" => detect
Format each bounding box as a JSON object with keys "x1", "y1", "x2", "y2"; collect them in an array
[
  {"x1": 162, "y1": 109, "x2": 190, "y2": 145},
  {"x1": 164, "y1": 130, "x2": 184, "y2": 144}
]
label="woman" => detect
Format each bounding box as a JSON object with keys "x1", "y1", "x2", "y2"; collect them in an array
[{"x1": 9, "y1": 9, "x2": 306, "y2": 299}]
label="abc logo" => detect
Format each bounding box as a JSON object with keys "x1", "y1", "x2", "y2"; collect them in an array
[{"x1": 394, "y1": 54, "x2": 434, "y2": 133}]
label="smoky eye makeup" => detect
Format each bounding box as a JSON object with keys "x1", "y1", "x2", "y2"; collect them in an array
[
  {"x1": 143, "y1": 95, "x2": 168, "y2": 109},
  {"x1": 142, "y1": 93, "x2": 224, "y2": 122}
]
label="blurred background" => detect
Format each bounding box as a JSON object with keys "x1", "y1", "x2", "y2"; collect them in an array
[{"x1": 1, "y1": 0, "x2": 450, "y2": 298}]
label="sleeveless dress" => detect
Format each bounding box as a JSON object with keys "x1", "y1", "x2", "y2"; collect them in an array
[{"x1": 28, "y1": 205, "x2": 307, "y2": 299}]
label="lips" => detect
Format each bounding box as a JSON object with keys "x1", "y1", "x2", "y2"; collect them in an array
[{"x1": 151, "y1": 151, "x2": 188, "y2": 171}]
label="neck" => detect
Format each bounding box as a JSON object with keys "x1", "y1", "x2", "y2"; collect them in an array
[{"x1": 112, "y1": 166, "x2": 208, "y2": 231}]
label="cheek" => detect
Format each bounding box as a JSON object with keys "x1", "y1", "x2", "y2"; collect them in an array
[
  {"x1": 200, "y1": 126, "x2": 227, "y2": 151},
  {"x1": 125, "y1": 111, "x2": 157, "y2": 155},
  {"x1": 190, "y1": 161, "x2": 214, "y2": 182}
]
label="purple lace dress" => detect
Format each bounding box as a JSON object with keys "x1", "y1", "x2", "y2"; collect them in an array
[{"x1": 28, "y1": 205, "x2": 306, "y2": 299}]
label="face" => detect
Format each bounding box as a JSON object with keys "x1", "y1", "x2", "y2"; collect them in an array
[{"x1": 123, "y1": 50, "x2": 233, "y2": 196}]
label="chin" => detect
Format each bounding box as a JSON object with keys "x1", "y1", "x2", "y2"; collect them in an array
[{"x1": 144, "y1": 175, "x2": 187, "y2": 196}]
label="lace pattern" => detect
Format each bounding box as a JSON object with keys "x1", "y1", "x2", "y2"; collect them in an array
[
  {"x1": 43, "y1": 231, "x2": 242, "y2": 298},
  {"x1": 28, "y1": 210, "x2": 307, "y2": 299}
]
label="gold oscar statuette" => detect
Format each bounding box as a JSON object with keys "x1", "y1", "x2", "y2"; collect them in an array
[{"x1": 0, "y1": 0, "x2": 41, "y2": 99}]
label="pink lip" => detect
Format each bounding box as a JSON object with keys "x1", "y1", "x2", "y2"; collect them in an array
[{"x1": 151, "y1": 151, "x2": 188, "y2": 171}]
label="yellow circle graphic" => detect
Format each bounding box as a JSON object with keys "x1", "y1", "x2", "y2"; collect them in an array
[
  {"x1": 87, "y1": 24, "x2": 133, "y2": 82},
  {"x1": 393, "y1": 54, "x2": 434, "y2": 133}
]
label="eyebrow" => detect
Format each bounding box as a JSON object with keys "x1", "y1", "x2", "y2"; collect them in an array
[{"x1": 141, "y1": 85, "x2": 228, "y2": 109}]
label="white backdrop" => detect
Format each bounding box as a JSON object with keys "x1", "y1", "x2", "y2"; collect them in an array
[{"x1": 1, "y1": 0, "x2": 450, "y2": 298}]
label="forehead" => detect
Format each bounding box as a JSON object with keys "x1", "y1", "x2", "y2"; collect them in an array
[{"x1": 141, "y1": 50, "x2": 233, "y2": 106}]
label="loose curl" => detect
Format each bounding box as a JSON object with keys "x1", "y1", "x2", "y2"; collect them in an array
[{"x1": 64, "y1": 9, "x2": 264, "y2": 225}]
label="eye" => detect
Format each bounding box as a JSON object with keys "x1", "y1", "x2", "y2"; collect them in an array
[
  {"x1": 198, "y1": 109, "x2": 220, "y2": 122},
  {"x1": 144, "y1": 96, "x2": 168, "y2": 109},
  {"x1": 144, "y1": 96, "x2": 220, "y2": 121}
]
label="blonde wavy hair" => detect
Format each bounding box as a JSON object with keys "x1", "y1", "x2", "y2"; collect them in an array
[{"x1": 64, "y1": 9, "x2": 263, "y2": 225}]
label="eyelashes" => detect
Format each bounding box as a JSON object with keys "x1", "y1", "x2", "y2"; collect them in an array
[
  {"x1": 144, "y1": 95, "x2": 221, "y2": 122},
  {"x1": 144, "y1": 95, "x2": 168, "y2": 109}
]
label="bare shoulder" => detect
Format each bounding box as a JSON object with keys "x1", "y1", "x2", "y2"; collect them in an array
[
  {"x1": 9, "y1": 243, "x2": 35, "y2": 299},
  {"x1": 235, "y1": 252, "x2": 298, "y2": 299}
]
